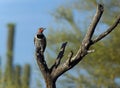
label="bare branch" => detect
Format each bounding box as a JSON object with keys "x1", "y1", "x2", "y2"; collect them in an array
[
  {"x1": 87, "y1": 49, "x2": 95, "y2": 54},
  {"x1": 68, "y1": 51, "x2": 74, "y2": 65},
  {"x1": 50, "y1": 42, "x2": 67, "y2": 71},
  {"x1": 83, "y1": 4, "x2": 104, "y2": 43},
  {"x1": 91, "y1": 16, "x2": 120, "y2": 44},
  {"x1": 51, "y1": 4, "x2": 104, "y2": 79},
  {"x1": 51, "y1": 55, "x2": 83, "y2": 79},
  {"x1": 35, "y1": 3, "x2": 120, "y2": 88},
  {"x1": 55, "y1": 42, "x2": 67, "y2": 67},
  {"x1": 35, "y1": 52, "x2": 49, "y2": 79}
]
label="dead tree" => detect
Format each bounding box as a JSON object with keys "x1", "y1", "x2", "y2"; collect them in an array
[{"x1": 35, "y1": 4, "x2": 120, "y2": 88}]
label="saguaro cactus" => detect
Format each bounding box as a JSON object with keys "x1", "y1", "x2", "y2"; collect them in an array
[
  {"x1": 2, "y1": 23, "x2": 31, "y2": 88},
  {"x1": 14, "y1": 65, "x2": 21, "y2": 88},
  {"x1": 22, "y1": 64, "x2": 31, "y2": 88},
  {"x1": 4, "y1": 23, "x2": 15, "y2": 87}
]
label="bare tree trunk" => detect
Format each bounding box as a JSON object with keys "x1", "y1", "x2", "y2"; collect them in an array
[{"x1": 45, "y1": 78, "x2": 56, "y2": 88}]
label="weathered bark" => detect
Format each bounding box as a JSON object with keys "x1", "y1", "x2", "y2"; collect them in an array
[
  {"x1": 34, "y1": 3, "x2": 120, "y2": 88},
  {"x1": 45, "y1": 77, "x2": 56, "y2": 88}
]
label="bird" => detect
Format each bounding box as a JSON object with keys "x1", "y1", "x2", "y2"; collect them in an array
[{"x1": 34, "y1": 28, "x2": 46, "y2": 55}]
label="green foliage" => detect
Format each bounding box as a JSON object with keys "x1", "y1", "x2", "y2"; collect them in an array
[{"x1": 48, "y1": 0, "x2": 120, "y2": 88}]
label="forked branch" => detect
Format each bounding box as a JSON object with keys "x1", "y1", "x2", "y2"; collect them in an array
[
  {"x1": 91, "y1": 15, "x2": 120, "y2": 44},
  {"x1": 83, "y1": 4, "x2": 104, "y2": 43},
  {"x1": 35, "y1": 3, "x2": 120, "y2": 88},
  {"x1": 50, "y1": 4, "x2": 120, "y2": 80}
]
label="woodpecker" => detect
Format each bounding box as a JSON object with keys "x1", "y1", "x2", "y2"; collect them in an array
[{"x1": 34, "y1": 28, "x2": 46, "y2": 55}]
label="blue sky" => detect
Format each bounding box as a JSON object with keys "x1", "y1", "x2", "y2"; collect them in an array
[
  {"x1": 0, "y1": 1, "x2": 69, "y2": 87},
  {"x1": 0, "y1": 0, "x2": 68, "y2": 66},
  {"x1": 0, "y1": 0, "x2": 108, "y2": 66}
]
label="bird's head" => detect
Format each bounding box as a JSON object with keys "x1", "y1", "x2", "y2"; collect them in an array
[{"x1": 38, "y1": 27, "x2": 45, "y2": 33}]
